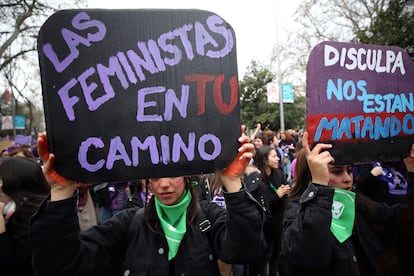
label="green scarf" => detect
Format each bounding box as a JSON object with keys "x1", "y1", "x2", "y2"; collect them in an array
[
  {"x1": 330, "y1": 188, "x2": 356, "y2": 243},
  {"x1": 154, "y1": 189, "x2": 191, "y2": 260},
  {"x1": 269, "y1": 182, "x2": 278, "y2": 193}
]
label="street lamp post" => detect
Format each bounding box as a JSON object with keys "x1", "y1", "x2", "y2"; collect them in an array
[{"x1": 274, "y1": 0, "x2": 285, "y2": 132}]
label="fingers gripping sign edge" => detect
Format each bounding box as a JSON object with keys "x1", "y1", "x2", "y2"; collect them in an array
[
  {"x1": 222, "y1": 125, "x2": 252, "y2": 178},
  {"x1": 38, "y1": 132, "x2": 70, "y2": 185}
]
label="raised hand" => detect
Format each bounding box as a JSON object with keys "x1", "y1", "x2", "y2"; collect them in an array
[
  {"x1": 249, "y1": 123, "x2": 261, "y2": 141},
  {"x1": 302, "y1": 132, "x2": 334, "y2": 186},
  {"x1": 38, "y1": 133, "x2": 69, "y2": 184},
  {"x1": 222, "y1": 125, "x2": 254, "y2": 178},
  {"x1": 220, "y1": 125, "x2": 255, "y2": 192},
  {"x1": 38, "y1": 133, "x2": 76, "y2": 201}
]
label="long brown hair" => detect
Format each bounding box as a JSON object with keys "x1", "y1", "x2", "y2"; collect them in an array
[
  {"x1": 208, "y1": 172, "x2": 225, "y2": 197},
  {"x1": 288, "y1": 149, "x2": 311, "y2": 201}
]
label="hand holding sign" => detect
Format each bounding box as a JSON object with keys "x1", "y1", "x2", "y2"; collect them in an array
[
  {"x1": 38, "y1": 133, "x2": 77, "y2": 200},
  {"x1": 222, "y1": 125, "x2": 254, "y2": 178},
  {"x1": 38, "y1": 133, "x2": 70, "y2": 184},
  {"x1": 307, "y1": 41, "x2": 414, "y2": 164},
  {"x1": 38, "y1": 9, "x2": 240, "y2": 183},
  {"x1": 220, "y1": 125, "x2": 254, "y2": 193},
  {"x1": 302, "y1": 131, "x2": 334, "y2": 186}
]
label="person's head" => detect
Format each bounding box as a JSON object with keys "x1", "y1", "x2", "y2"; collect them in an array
[
  {"x1": 253, "y1": 133, "x2": 265, "y2": 149},
  {"x1": 254, "y1": 145, "x2": 280, "y2": 175},
  {"x1": 273, "y1": 132, "x2": 281, "y2": 147},
  {"x1": 149, "y1": 177, "x2": 187, "y2": 205},
  {"x1": 290, "y1": 149, "x2": 353, "y2": 199},
  {"x1": 263, "y1": 130, "x2": 276, "y2": 146},
  {"x1": 327, "y1": 164, "x2": 353, "y2": 191},
  {"x1": 145, "y1": 176, "x2": 199, "y2": 231},
  {"x1": 280, "y1": 130, "x2": 293, "y2": 142},
  {"x1": 0, "y1": 157, "x2": 50, "y2": 213},
  {"x1": 149, "y1": 176, "x2": 200, "y2": 206},
  {"x1": 9, "y1": 145, "x2": 36, "y2": 160}
]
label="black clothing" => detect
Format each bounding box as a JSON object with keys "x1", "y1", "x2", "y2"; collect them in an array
[
  {"x1": 0, "y1": 210, "x2": 35, "y2": 275},
  {"x1": 280, "y1": 182, "x2": 402, "y2": 276},
  {"x1": 0, "y1": 192, "x2": 46, "y2": 276},
  {"x1": 30, "y1": 188, "x2": 264, "y2": 276},
  {"x1": 355, "y1": 163, "x2": 410, "y2": 206},
  {"x1": 245, "y1": 170, "x2": 287, "y2": 275}
]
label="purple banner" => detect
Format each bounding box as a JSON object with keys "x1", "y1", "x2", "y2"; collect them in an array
[{"x1": 307, "y1": 41, "x2": 413, "y2": 164}]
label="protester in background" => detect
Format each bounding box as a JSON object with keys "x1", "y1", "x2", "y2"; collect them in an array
[
  {"x1": 263, "y1": 129, "x2": 285, "y2": 170},
  {"x1": 279, "y1": 132, "x2": 414, "y2": 275},
  {"x1": 249, "y1": 123, "x2": 262, "y2": 142},
  {"x1": 278, "y1": 131, "x2": 295, "y2": 184},
  {"x1": 95, "y1": 181, "x2": 129, "y2": 224},
  {"x1": 77, "y1": 182, "x2": 98, "y2": 231},
  {"x1": 253, "y1": 132, "x2": 266, "y2": 151},
  {"x1": 30, "y1": 129, "x2": 265, "y2": 276},
  {"x1": 249, "y1": 145, "x2": 290, "y2": 276},
  {"x1": 0, "y1": 157, "x2": 50, "y2": 275},
  {"x1": 355, "y1": 160, "x2": 410, "y2": 206},
  {"x1": 9, "y1": 145, "x2": 37, "y2": 160},
  {"x1": 289, "y1": 137, "x2": 303, "y2": 185},
  {"x1": 125, "y1": 179, "x2": 152, "y2": 209}
]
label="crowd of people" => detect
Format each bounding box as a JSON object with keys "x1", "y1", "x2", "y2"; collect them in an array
[{"x1": 0, "y1": 124, "x2": 413, "y2": 275}]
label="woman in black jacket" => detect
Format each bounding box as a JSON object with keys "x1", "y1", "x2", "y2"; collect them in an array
[
  {"x1": 248, "y1": 145, "x2": 290, "y2": 276},
  {"x1": 30, "y1": 131, "x2": 265, "y2": 276},
  {"x1": 0, "y1": 157, "x2": 50, "y2": 275},
  {"x1": 279, "y1": 132, "x2": 414, "y2": 276}
]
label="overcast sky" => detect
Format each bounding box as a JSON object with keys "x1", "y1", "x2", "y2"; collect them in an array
[{"x1": 87, "y1": 0, "x2": 301, "y2": 77}]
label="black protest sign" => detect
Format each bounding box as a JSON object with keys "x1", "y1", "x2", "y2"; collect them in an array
[
  {"x1": 307, "y1": 41, "x2": 414, "y2": 164},
  {"x1": 38, "y1": 9, "x2": 240, "y2": 183}
]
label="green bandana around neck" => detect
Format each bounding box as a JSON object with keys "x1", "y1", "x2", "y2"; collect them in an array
[
  {"x1": 155, "y1": 189, "x2": 192, "y2": 260},
  {"x1": 269, "y1": 182, "x2": 278, "y2": 193},
  {"x1": 330, "y1": 188, "x2": 356, "y2": 243}
]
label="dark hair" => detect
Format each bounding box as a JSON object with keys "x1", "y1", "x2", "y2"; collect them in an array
[
  {"x1": 144, "y1": 177, "x2": 199, "y2": 232},
  {"x1": 8, "y1": 145, "x2": 37, "y2": 160},
  {"x1": 288, "y1": 149, "x2": 311, "y2": 201},
  {"x1": 263, "y1": 130, "x2": 276, "y2": 146},
  {"x1": 0, "y1": 157, "x2": 50, "y2": 221},
  {"x1": 254, "y1": 145, "x2": 285, "y2": 185},
  {"x1": 254, "y1": 132, "x2": 265, "y2": 144},
  {"x1": 205, "y1": 172, "x2": 223, "y2": 197},
  {"x1": 254, "y1": 145, "x2": 277, "y2": 173}
]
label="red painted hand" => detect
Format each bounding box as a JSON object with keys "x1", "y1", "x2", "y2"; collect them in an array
[
  {"x1": 38, "y1": 133, "x2": 70, "y2": 184},
  {"x1": 222, "y1": 126, "x2": 254, "y2": 178}
]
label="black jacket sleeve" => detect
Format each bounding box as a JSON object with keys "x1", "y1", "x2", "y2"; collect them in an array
[
  {"x1": 30, "y1": 192, "x2": 137, "y2": 276},
  {"x1": 202, "y1": 187, "x2": 265, "y2": 264},
  {"x1": 280, "y1": 183, "x2": 335, "y2": 271}
]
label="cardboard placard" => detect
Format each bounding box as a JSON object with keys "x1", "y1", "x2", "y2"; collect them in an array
[
  {"x1": 38, "y1": 9, "x2": 240, "y2": 183},
  {"x1": 307, "y1": 41, "x2": 413, "y2": 164}
]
